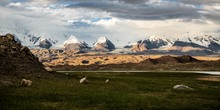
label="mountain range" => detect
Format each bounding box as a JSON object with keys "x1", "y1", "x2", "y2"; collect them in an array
[
  {"x1": 1, "y1": 27, "x2": 220, "y2": 55},
  {"x1": 127, "y1": 35, "x2": 220, "y2": 55}
]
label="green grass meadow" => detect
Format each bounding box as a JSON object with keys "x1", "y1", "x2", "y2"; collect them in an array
[{"x1": 0, "y1": 72, "x2": 220, "y2": 110}]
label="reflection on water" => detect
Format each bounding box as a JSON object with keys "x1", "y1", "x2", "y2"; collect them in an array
[
  {"x1": 197, "y1": 76, "x2": 220, "y2": 82},
  {"x1": 194, "y1": 71, "x2": 220, "y2": 75}
]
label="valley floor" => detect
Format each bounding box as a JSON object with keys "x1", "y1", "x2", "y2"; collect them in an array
[
  {"x1": 0, "y1": 72, "x2": 220, "y2": 110},
  {"x1": 30, "y1": 49, "x2": 220, "y2": 67}
]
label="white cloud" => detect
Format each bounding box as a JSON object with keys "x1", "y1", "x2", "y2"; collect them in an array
[
  {"x1": 93, "y1": 18, "x2": 118, "y2": 27},
  {"x1": 7, "y1": 2, "x2": 22, "y2": 7},
  {"x1": 0, "y1": 0, "x2": 219, "y2": 47}
]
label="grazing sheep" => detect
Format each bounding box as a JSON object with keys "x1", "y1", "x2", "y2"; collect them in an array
[
  {"x1": 105, "y1": 79, "x2": 109, "y2": 83},
  {"x1": 80, "y1": 77, "x2": 88, "y2": 84},
  {"x1": 173, "y1": 84, "x2": 193, "y2": 90},
  {"x1": 21, "y1": 79, "x2": 32, "y2": 87}
]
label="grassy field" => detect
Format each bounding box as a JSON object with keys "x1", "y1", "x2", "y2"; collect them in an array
[{"x1": 0, "y1": 72, "x2": 220, "y2": 110}]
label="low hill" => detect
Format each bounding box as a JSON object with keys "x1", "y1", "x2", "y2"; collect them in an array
[
  {"x1": 0, "y1": 34, "x2": 48, "y2": 79},
  {"x1": 52, "y1": 55, "x2": 220, "y2": 71}
]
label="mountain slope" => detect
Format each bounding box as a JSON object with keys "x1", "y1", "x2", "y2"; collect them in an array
[
  {"x1": 0, "y1": 26, "x2": 64, "y2": 49},
  {"x1": 64, "y1": 35, "x2": 90, "y2": 51},
  {"x1": 180, "y1": 35, "x2": 220, "y2": 52},
  {"x1": 0, "y1": 34, "x2": 48, "y2": 78},
  {"x1": 93, "y1": 37, "x2": 115, "y2": 51},
  {"x1": 130, "y1": 35, "x2": 174, "y2": 52},
  {"x1": 128, "y1": 35, "x2": 220, "y2": 54},
  {"x1": 168, "y1": 41, "x2": 213, "y2": 55}
]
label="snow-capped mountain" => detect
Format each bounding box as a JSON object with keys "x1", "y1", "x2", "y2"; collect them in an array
[
  {"x1": 129, "y1": 35, "x2": 220, "y2": 53},
  {"x1": 93, "y1": 37, "x2": 115, "y2": 51},
  {"x1": 0, "y1": 26, "x2": 67, "y2": 49},
  {"x1": 168, "y1": 41, "x2": 213, "y2": 55},
  {"x1": 64, "y1": 35, "x2": 90, "y2": 50},
  {"x1": 129, "y1": 35, "x2": 175, "y2": 52},
  {"x1": 147, "y1": 35, "x2": 175, "y2": 49},
  {"x1": 179, "y1": 35, "x2": 220, "y2": 52},
  {"x1": 180, "y1": 35, "x2": 220, "y2": 47}
]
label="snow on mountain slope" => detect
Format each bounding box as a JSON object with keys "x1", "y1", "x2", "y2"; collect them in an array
[
  {"x1": 93, "y1": 37, "x2": 116, "y2": 51},
  {"x1": 179, "y1": 35, "x2": 220, "y2": 47},
  {"x1": 63, "y1": 35, "x2": 90, "y2": 50},
  {"x1": 64, "y1": 35, "x2": 81, "y2": 45},
  {"x1": 147, "y1": 35, "x2": 175, "y2": 49},
  {"x1": 0, "y1": 26, "x2": 67, "y2": 49},
  {"x1": 178, "y1": 34, "x2": 220, "y2": 52},
  {"x1": 94, "y1": 37, "x2": 109, "y2": 47},
  {"x1": 129, "y1": 35, "x2": 175, "y2": 52}
]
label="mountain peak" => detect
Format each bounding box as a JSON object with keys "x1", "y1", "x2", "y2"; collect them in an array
[
  {"x1": 148, "y1": 35, "x2": 166, "y2": 41},
  {"x1": 63, "y1": 35, "x2": 81, "y2": 45},
  {"x1": 93, "y1": 37, "x2": 115, "y2": 51},
  {"x1": 94, "y1": 37, "x2": 108, "y2": 45},
  {"x1": 63, "y1": 35, "x2": 89, "y2": 50}
]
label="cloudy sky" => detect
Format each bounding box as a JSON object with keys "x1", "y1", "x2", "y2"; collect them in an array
[{"x1": 0, "y1": 0, "x2": 220, "y2": 46}]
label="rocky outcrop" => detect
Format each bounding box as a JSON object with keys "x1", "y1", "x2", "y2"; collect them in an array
[
  {"x1": 93, "y1": 37, "x2": 115, "y2": 51},
  {"x1": 0, "y1": 33, "x2": 48, "y2": 77}
]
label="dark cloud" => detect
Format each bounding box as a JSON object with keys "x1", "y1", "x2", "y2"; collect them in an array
[
  {"x1": 179, "y1": 0, "x2": 220, "y2": 5},
  {"x1": 65, "y1": 0, "x2": 201, "y2": 20},
  {"x1": 204, "y1": 11, "x2": 220, "y2": 24},
  {"x1": 2, "y1": 0, "x2": 220, "y2": 23},
  {"x1": 110, "y1": 0, "x2": 149, "y2": 4}
]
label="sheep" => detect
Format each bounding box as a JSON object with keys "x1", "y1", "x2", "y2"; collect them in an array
[
  {"x1": 105, "y1": 79, "x2": 109, "y2": 83},
  {"x1": 173, "y1": 84, "x2": 193, "y2": 90},
  {"x1": 80, "y1": 77, "x2": 88, "y2": 84},
  {"x1": 21, "y1": 79, "x2": 32, "y2": 87}
]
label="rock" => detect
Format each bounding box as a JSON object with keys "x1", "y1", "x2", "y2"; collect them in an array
[
  {"x1": 44, "y1": 67, "x2": 53, "y2": 72},
  {"x1": 6, "y1": 33, "x2": 15, "y2": 41},
  {"x1": 105, "y1": 79, "x2": 109, "y2": 83},
  {"x1": 21, "y1": 79, "x2": 32, "y2": 87},
  {"x1": 80, "y1": 77, "x2": 88, "y2": 84},
  {"x1": 173, "y1": 85, "x2": 193, "y2": 90},
  {"x1": 82, "y1": 60, "x2": 89, "y2": 64},
  {"x1": 20, "y1": 46, "x2": 29, "y2": 52}
]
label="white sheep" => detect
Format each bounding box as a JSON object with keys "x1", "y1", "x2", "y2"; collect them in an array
[
  {"x1": 80, "y1": 77, "x2": 88, "y2": 84},
  {"x1": 173, "y1": 84, "x2": 193, "y2": 90},
  {"x1": 105, "y1": 79, "x2": 109, "y2": 83},
  {"x1": 21, "y1": 79, "x2": 32, "y2": 87}
]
